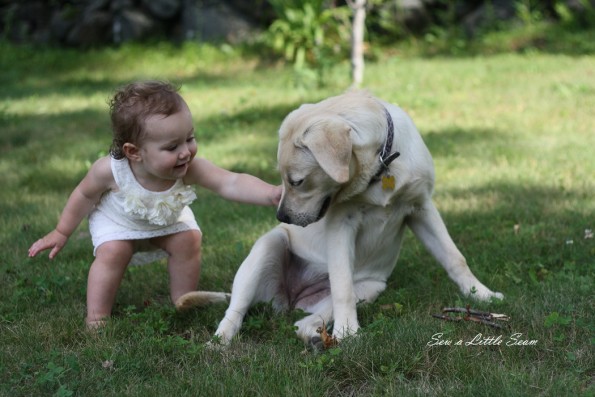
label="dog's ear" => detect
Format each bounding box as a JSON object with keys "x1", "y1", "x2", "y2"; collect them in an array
[{"x1": 302, "y1": 120, "x2": 352, "y2": 183}]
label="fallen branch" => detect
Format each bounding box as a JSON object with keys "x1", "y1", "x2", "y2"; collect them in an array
[
  {"x1": 432, "y1": 305, "x2": 510, "y2": 329},
  {"x1": 442, "y1": 307, "x2": 510, "y2": 321}
]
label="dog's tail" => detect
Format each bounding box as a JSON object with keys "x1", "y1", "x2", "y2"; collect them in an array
[{"x1": 175, "y1": 291, "x2": 231, "y2": 311}]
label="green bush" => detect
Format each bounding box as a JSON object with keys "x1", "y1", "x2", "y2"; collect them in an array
[{"x1": 265, "y1": 0, "x2": 351, "y2": 87}]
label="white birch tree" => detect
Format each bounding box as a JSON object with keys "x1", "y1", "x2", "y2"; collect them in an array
[{"x1": 347, "y1": 0, "x2": 367, "y2": 87}]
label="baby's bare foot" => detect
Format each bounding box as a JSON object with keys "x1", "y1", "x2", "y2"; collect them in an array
[{"x1": 86, "y1": 319, "x2": 106, "y2": 332}]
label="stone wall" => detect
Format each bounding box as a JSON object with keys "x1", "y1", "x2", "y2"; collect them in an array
[
  {"x1": 1, "y1": 0, "x2": 591, "y2": 47},
  {"x1": 0, "y1": 0, "x2": 266, "y2": 47}
]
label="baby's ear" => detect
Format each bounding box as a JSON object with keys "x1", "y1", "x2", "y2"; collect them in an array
[{"x1": 123, "y1": 143, "x2": 141, "y2": 162}]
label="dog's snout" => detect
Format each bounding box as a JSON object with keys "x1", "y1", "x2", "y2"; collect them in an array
[
  {"x1": 277, "y1": 198, "x2": 331, "y2": 227},
  {"x1": 277, "y1": 207, "x2": 312, "y2": 227},
  {"x1": 276, "y1": 208, "x2": 291, "y2": 224}
]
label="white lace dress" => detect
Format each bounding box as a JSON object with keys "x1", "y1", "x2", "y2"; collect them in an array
[{"x1": 88, "y1": 157, "x2": 200, "y2": 265}]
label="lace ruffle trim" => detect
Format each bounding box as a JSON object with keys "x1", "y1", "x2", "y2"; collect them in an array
[{"x1": 119, "y1": 185, "x2": 197, "y2": 226}]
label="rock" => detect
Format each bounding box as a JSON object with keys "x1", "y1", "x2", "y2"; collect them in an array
[
  {"x1": 114, "y1": 9, "x2": 155, "y2": 43},
  {"x1": 66, "y1": 10, "x2": 112, "y2": 47},
  {"x1": 462, "y1": 0, "x2": 518, "y2": 37},
  {"x1": 143, "y1": 0, "x2": 181, "y2": 19},
  {"x1": 196, "y1": 2, "x2": 258, "y2": 43}
]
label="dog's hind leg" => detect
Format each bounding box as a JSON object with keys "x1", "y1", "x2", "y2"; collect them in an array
[
  {"x1": 407, "y1": 200, "x2": 504, "y2": 301},
  {"x1": 213, "y1": 228, "x2": 289, "y2": 345},
  {"x1": 295, "y1": 279, "x2": 386, "y2": 349},
  {"x1": 294, "y1": 296, "x2": 333, "y2": 349}
]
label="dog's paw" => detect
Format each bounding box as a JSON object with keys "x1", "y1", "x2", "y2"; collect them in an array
[
  {"x1": 333, "y1": 322, "x2": 360, "y2": 341},
  {"x1": 308, "y1": 336, "x2": 325, "y2": 352},
  {"x1": 174, "y1": 291, "x2": 231, "y2": 311},
  {"x1": 205, "y1": 336, "x2": 230, "y2": 351},
  {"x1": 466, "y1": 286, "x2": 504, "y2": 302}
]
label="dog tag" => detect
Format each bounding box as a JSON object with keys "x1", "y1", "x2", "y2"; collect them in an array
[{"x1": 381, "y1": 174, "x2": 395, "y2": 190}]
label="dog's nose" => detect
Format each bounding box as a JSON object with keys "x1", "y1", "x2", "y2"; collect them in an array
[{"x1": 276, "y1": 209, "x2": 291, "y2": 224}]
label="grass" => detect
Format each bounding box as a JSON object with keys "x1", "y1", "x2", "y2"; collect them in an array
[{"x1": 0, "y1": 34, "x2": 594, "y2": 396}]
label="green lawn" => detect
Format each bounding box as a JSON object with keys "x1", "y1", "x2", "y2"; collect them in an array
[{"x1": 0, "y1": 40, "x2": 593, "y2": 396}]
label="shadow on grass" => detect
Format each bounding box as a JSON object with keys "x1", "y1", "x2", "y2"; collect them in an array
[
  {"x1": 0, "y1": 102, "x2": 298, "y2": 153},
  {"x1": 190, "y1": 178, "x2": 592, "y2": 309},
  {"x1": 440, "y1": 182, "x2": 591, "y2": 259},
  {"x1": 4, "y1": 94, "x2": 591, "y2": 287},
  {"x1": 421, "y1": 127, "x2": 508, "y2": 158},
  {"x1": 5, "y1": 117, "x2": 592, "y2": 344},
  {"x1": 390, "y1": 181, "x2": 592, "y2": 309},
  {"x1": 2, "y1": 98, "x2": 306, "y2": 194},
  {"x1": 0, "y1": 44, "x2": 243, "y2": 102},
  {"x1": 194, "y1": 102, "x2": 299, "y2": 143},
  {"x1": 0, "y1": 72, "x2": 237, "y2": 102},
  {"x1": 8, "y1": 177, "x2": 591, "y2": 327}
]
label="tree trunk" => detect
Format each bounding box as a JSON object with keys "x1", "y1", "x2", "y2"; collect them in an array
[{"x1": 348, "y1": 0, "x2": 366, "y2": 88}]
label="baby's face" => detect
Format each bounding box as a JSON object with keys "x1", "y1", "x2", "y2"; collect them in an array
[{"x1": 137, "y1": 108, "x2": 197, "y2": 182}]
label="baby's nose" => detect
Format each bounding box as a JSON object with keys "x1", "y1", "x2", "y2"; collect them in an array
[{"x1": 179, "y1": 145, "x2": 191, "y2": 158}]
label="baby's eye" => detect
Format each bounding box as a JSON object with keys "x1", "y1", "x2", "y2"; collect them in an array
[
  {"x1": 186, "y1": 136, "x2": 195, "y2": 143},
  {"x1": 165, "y1": 145, "x2": 178, "y2": 151}
]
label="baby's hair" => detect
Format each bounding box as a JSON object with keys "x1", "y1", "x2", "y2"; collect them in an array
[{"x1": 108, "y1": 81, "x2": 186, "y2": 159}]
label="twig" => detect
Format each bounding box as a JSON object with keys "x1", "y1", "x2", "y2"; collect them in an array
[
  {"x1": 431, "y1": 305, "x2": 510, "y2": 329},
  {"x1": 442, "y1": 307, "x2": 510, "y2": 321},
  {"x1": 463, "y1": 314, "x2": 506, "y2": 329},
  {"x1": 431, "y1": 314, "x2": 462, "y2": 322}
]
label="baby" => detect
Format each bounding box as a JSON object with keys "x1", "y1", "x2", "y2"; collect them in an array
[{"x1": 28, "y1": 81, "x2": 282, "y2": 328}]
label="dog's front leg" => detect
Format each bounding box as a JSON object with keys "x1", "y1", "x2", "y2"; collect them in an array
[
  {"x1": 325, "y1": 213, "x2": 361, "y2": 340},
  {"x1": 213, "y1": 228, "x2": 289, "y2": 345},
  {"x1": 407, "y1": 200, "x2": 504, "y2": 301}
]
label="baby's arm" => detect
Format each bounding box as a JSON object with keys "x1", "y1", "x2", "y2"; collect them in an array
[
  {"x1": 28, "y1": 156, "x2": 115, "y2": 259},
  {"x1": 185, "y1": 158, "x2": 282, "y2": 206}
]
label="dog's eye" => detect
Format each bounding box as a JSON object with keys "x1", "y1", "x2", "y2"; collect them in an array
[{"x1": 288, "y1": 178, "x2": 304, "y2": 187}]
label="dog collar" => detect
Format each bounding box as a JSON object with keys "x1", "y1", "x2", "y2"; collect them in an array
[{"x1": 373, "y1": 107, "x2": 400, "y2": 179}]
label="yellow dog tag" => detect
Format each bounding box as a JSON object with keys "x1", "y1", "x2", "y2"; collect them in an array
[{"x1": 381, "y1": 174, "x2": 395, "y2": 190}]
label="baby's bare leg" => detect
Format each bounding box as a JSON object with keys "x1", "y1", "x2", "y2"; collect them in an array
[
  {"x1": 86, "y1": 240, "x2": 134, "y2": 326},
  {"x1": 151, "y1": 230, "x2": 202, "y2": 304}
]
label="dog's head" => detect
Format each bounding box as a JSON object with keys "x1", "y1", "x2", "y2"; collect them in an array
[{"x1": 276, "y1": 108, "x2": 353, "y2": 227}]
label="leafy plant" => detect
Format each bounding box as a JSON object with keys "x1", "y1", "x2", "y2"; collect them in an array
[
  {"x1": 266, "y1": 0, "x2": 351, "y2": 87},
  {"x1": 544, "y1": 311, "x2": 572, "y2": 328},
  {"x1": 516, "y1": 0, "x2": 544, "y2": 26},
  {"x1": 554, "y1": 0, "x2": 595, "y2": 29}
]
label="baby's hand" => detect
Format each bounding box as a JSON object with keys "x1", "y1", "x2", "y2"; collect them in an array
[
  {"x1": 271, "y1": 185, "x2": 283, "y2": 206},
  {"x1": 28, "y1": 229, "x2": 69, "y2": 259}
]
